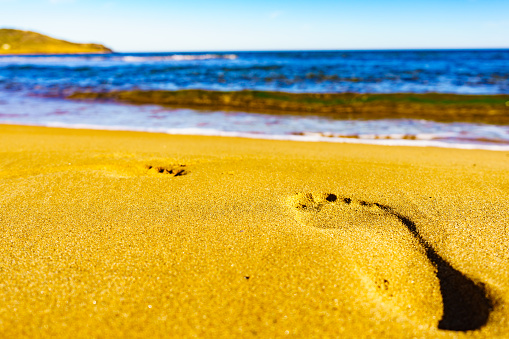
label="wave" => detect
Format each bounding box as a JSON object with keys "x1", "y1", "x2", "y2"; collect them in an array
[
  {"x1": 3, "y1": 121, "x2": 508, "y2": 151},
  {"x1": 0, "y1": 54, "x2": 238, "y2": 65},
  {"x1": 120, "y1": 54, "x2": 238, "y2": 62},
  {"x1": 292, "y1": 131, "x2": 509, "y2": 143}
]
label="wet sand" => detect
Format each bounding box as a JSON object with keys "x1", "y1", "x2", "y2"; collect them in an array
[{"x1": 1, "y1": 124, "x2": 508, "y2": 338}]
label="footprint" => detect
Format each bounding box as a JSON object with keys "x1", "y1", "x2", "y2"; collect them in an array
[
  {"x1": 288, "y1": 192, "x2": 492, "y2": 331},
  {"x1": 145, "y1": 164, "x2": 188, "y2": 177}
]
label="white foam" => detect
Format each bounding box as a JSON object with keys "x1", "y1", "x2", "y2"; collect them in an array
[
  {"x1": 0, "y1": 54, "x2": 238, "y2": 65},
  {"x1": 4, "y1": 121, "x2": 509, "y2": 151},
  {"x1": 121, "y1": 54, "x2": 238, "y2": 62}
]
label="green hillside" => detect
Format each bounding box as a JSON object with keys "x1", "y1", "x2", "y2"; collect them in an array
[{"x1": 0, "y1": 28, "x2": 113, "y2": 54}]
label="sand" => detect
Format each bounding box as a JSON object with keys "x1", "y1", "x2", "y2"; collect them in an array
[{"x1": 0, "y1": 124, "x2": 508, "y2": 338}]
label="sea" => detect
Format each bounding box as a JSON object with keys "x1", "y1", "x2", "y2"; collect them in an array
[{"x1": 1, "y1": 49, "x2": 509, "y2": 150}]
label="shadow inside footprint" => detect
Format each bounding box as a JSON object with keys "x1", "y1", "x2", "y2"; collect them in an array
[
  {"x1": 386, "y1": 209, "x2": 492, "y2": 331},
  {"x1": 288, "y1": 193, "x2": 493, "y2": 332}
]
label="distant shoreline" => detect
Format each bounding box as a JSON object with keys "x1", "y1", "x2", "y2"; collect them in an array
[
  {"x1": 0, "y1": 28, "x2": 113, "y2": 55},
  {"x1": 0, "y1": 51, "x2": 114, "y2": 56}
]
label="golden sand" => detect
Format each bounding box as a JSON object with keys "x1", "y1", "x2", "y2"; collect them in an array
[{"x1": 0, "y1": 124, "x2": 508, "y2": 338}]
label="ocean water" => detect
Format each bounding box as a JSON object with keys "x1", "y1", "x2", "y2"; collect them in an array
[{"x1": 1, "y1": 50, "x2": 509, "y2": 150}]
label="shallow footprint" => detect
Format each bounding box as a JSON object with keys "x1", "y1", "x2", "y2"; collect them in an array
[
  {"x1": 287, "y1": 192, "x2": 492, "y2": 331},
  {"x1": 145, "y1": 164, "x2": 188, "y2": 176}
]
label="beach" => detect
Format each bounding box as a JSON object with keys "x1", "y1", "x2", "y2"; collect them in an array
[
  {"x1": 1, "y1": 124, "x2": 508, "y2": 338},
  {"x1": 2, "y1": 50, "x2": 509, "y2": 149}
]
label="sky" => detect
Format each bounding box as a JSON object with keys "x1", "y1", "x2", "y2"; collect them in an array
[{"x1": 1, "y1": 0, "x2": 508, "y2": 52}]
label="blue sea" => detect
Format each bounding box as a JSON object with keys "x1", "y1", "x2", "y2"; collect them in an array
[{"x1": 1, "y1": 50, "x2": 509, "y2": 150}]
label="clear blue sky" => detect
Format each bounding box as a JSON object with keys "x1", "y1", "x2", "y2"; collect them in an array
[{"x1": 1, "y1": 0, "x2": 508, "y2": 52}]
